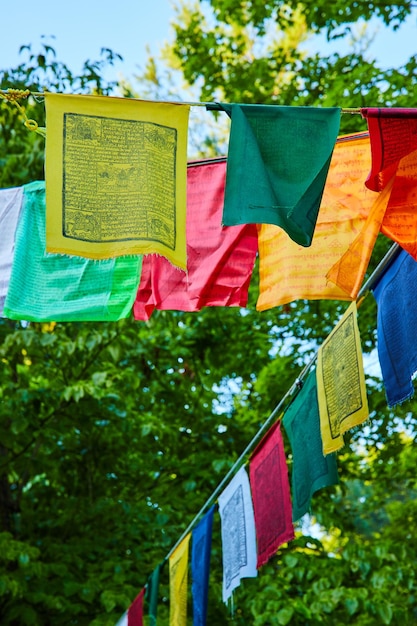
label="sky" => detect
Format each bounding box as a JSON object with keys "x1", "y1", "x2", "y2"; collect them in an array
[{"x1": 1, "y1": 0, "x2": 416, "y2": 90}]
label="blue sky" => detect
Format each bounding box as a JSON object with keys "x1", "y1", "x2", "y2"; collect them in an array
[
  {"x1": 1, "y1": 0, "x2": 176, "y2": 81},
  {"x1": 1, "y1": 0, "x2": 416, "y2": 87}
]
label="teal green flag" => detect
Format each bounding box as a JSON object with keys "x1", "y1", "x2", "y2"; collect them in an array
[
  {"x1": 220, "y1": 104, "x2": 341, "y2": 246},
  {"x1": 282, "y1": 369, "x2": 339, "y2": 522},
  {"x1": 146, "y1": 563, "x2": 162, "y2": 626},
  {"x1": 3, "y1": 181, "x2": 142, "y2": 322}
]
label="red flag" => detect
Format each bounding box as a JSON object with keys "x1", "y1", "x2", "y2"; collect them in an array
[
  {"x1": 249, "y1": 421, "x2": 294, "y2": 568},
  {"x1": 361, "y1": 108, "x2": 417, "y2": 191},
  {"x1": 128, "y1": 588, "x2": 145, "y2": 626},
  {"x1": 134, "y1": 159, "x2": 258, "y2": 320}
]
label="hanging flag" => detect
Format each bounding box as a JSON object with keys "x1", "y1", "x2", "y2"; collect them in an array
[
  {"x1": 0, "y1": 186, "x2": 23, "y2": 315},
  {"x1": 378, "y1": 147, "x2": 417, "y2": 261},
  {"x1": 372, "y1": 248, "x2": 417, "y2": 407},
  {"x1": 45, "y1": 93, "x2": 190, "y2": 270},
  {"x1": 219, "y1": 104, "x2": 340, "y2": 246},
  {"x1": 218, "y1": 466, "x2": 257, "y2": 603},
  {"x1": 282, "y1": 370, "x2": 339, "y2": 522},
  {"x1": 316, "y1": 301, "x2": 369, "y2": 454},
  {"x1": 3, "y1": 181, "x2": 142, "y2": 322},
  {"x1": 326, "y1": 175, "x2": 394, "y2": 299},
  {"x1": 128, "y1": 588, "x2": 145, "y2": 626},
  {"x1": 146, "y1": 563, "x2": 162, "y2": 626},
  {"x1": 361, "y1": 108, "x2": 417, "y2": 191},
  {"x1": 191, "y1": 506, "x2": 214, "y2": 626},
  {"x1": 169, "y1": 534, "x2": 191, "y2": 626},
  {"x1": 249, "y1": 421, "x2": 294, "y2": 568},
  {"x1": 257, "y1": 133, "x2": 379, "y2": 309},
  {"x1": 134, "y1": 159, "x2": 258, "y2": 320}
]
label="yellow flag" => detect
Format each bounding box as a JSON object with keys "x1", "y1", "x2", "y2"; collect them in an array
[
  {"x1": 316, "y1": 301, "x2": 369, "y2": 454},
  {"x1": 257, "y1": 134, "x2": 379, "y2": 310},
  {"x1": 45, "y1": 93, "x2": 190, "y2": 269},
  {"x1": 169, "y1": 534, "x2": 190, "y2": 626}
]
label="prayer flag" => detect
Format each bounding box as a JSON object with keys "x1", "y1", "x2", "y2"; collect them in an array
[
  {"x1": 3, "y1": 181, "x2": 142, "y2": 322},
  {"x1": 218, "y1": 466, "x2": 257, "y2": 603},
  {"x1": 220, "y1": 104, "x2": 340, "y2": 246},
  {"x1": 316, "y1": 302, "x2": 369, "y2": 454},
  {"x1": 169, "y1": 534, "x2": 191, "y2": 626},
  {"x1": 372, "y1": 248, "x2": 417, "y2": 407},
  {"x1": 257, "y1": 133, "x2": 378, "y2": 309},
  {"x1": 0, "y1": 186, "x2": 23, "y2": 315},
  {"x1": 45, "y1": 93, "x2": 190, "y2": 269},
  {"x1": 134, "y1": 159, "x2": 258, "y2": 320},
  {"x1": 361, "y1": 108, "x2": 417, "y2": 191},
  {"x1": 128, "y1": 588, "x2": 145, "y2": 626},
  {"x1": 249, "y1": 421, "x2": 294, "y2": 568},
  {"x1": 146, "y1": 564, "x2": 162, "y2": 626},
  {"x1": 378, "y1": 148, "x2": 417, "y2": 261},
  {"x1": 191, "y1": 506, "x2": 214, "y2": 626},
  {"x1": 326, "y1": 177, "x2": 394, "y2": 298},
  {"x1": 282, "y1": 370, "x2": 339, "y2": 522}
]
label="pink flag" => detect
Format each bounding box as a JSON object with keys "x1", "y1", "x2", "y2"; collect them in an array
[
  {"x1": 249, "y1": 421, "x2": 294, "y2": 568},
  {"x1": 134, "y1": 159, "x2": 258, "y2": 320}
]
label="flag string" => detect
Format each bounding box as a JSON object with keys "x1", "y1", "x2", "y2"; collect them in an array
[
  {"x1": 163, "y1": 241, "x2": 401, "y2": 563},
  {"x1": 0, "y1": 88, "x2": 362, "y2": 114}
]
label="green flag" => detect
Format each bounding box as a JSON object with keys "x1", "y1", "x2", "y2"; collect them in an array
[
  {"x1": 146, "y1": 563, "x2": 162, "y2": 626},
  {"x1": 3, "y1": 181, "x2": 142, "y2": 322},
  {"x1": 220, "y1": 104, "x2": 341, "y2": 246},
  {"x1": 283, "y1": 369, "x2": 339, "y2": 521}
]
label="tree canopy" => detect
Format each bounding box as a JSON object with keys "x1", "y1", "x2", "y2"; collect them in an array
[{"x1": 1, "y1": 2, "x2": 417, "y2": 624}]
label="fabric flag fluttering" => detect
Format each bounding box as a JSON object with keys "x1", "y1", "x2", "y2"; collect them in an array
[
  {"x1": 134, "y1": 159, "x2": 258, "y2": 320},
  {"x1": 169, "y1": 534, "x2": 191, "y2": 626},
  {"x1": 257, "y1": 133, "x2": 379, "y2": 309},
  {"x1": 372, "y1": 248, "x2": 417, "y2": 407},
  {"x1": 316, "y1": 301, "x2": 369, "y2": 454},
  {"x1": 218, "y1": 466, "x2": 258, "y2": 603},
  {"x1": 249, "y1": 421, "x2": 294, "y2": 568},
  {"x1": 361, "y1": 108, "x2": 417, "y2": 192},
  {"x1": 3, "y1": 182, "x2": 142, "y2": 322},
  {"x1": 361, "y1": 107, "x2": 417, "y2": 262},
  {"x1": 45, "y1": 93, "x2": 190, "y2": 270},
  {"x1": 128, "y1": 588, "x2": 145, "y2": 626},
  {"x1": 326, "y1": 176, "x2": 394, "y2": 299},
  {"x1": 282, "y1": 370, "x2": 339, "y2": 522},
  {"x1": 191, "y1": 506, "x2": 215, "y2": 626},
  {"x1": 0, "y1": 186, "x2": 23, "y2": 315},
  {"x1": 146, "y1": 563, "x2": 162, "y2": 626},
  {"x1": 219, "y1": 104, "x2": 340, "y2": 246}
]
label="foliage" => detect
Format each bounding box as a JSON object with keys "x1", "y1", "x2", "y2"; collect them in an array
[{"x1": 1, "y1": 4, "x2": 417, "y2": 624}]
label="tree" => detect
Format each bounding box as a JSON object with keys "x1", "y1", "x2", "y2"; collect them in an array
[{"x1": 1, "y1": 3, "x2": 417, "y2": 622}]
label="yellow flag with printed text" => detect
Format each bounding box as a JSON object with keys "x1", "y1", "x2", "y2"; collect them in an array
[
  {"x1": 316, "y1": 301, "x2": 369, "y2": 454},
  {"x1": 45, "y1": 93, "x2": 189, "y2": 269}
]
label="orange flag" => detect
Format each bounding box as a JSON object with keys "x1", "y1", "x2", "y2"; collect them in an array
[{"x1": 257, "y1": 134, "x2": 379, "y2": 310}]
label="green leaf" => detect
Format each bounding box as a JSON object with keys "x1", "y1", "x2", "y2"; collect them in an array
[
  {"x1": 377, "y1": 603, "x2": 393, "y2": 624},
  {"x1": 277, "y1": 607, "x2": 294, "y2": 625}
]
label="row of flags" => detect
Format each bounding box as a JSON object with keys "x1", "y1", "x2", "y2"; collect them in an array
[
  {"x1": 2, "y1": 101, "x2": 417, "y2": 323},
  {"x1": 116, "y1": 283, "x2": 417, "y2": 624},
  {"x1": 2, "y1": 94, "x2": 417, "y2": 622},
  {"x1": 114, "y1": 298, "x2": 374, "y2": 626}
]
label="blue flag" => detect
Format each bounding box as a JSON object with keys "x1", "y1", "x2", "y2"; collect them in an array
[{"x1": 191, "y1": 506, "x2": 214, "y2": 626}]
